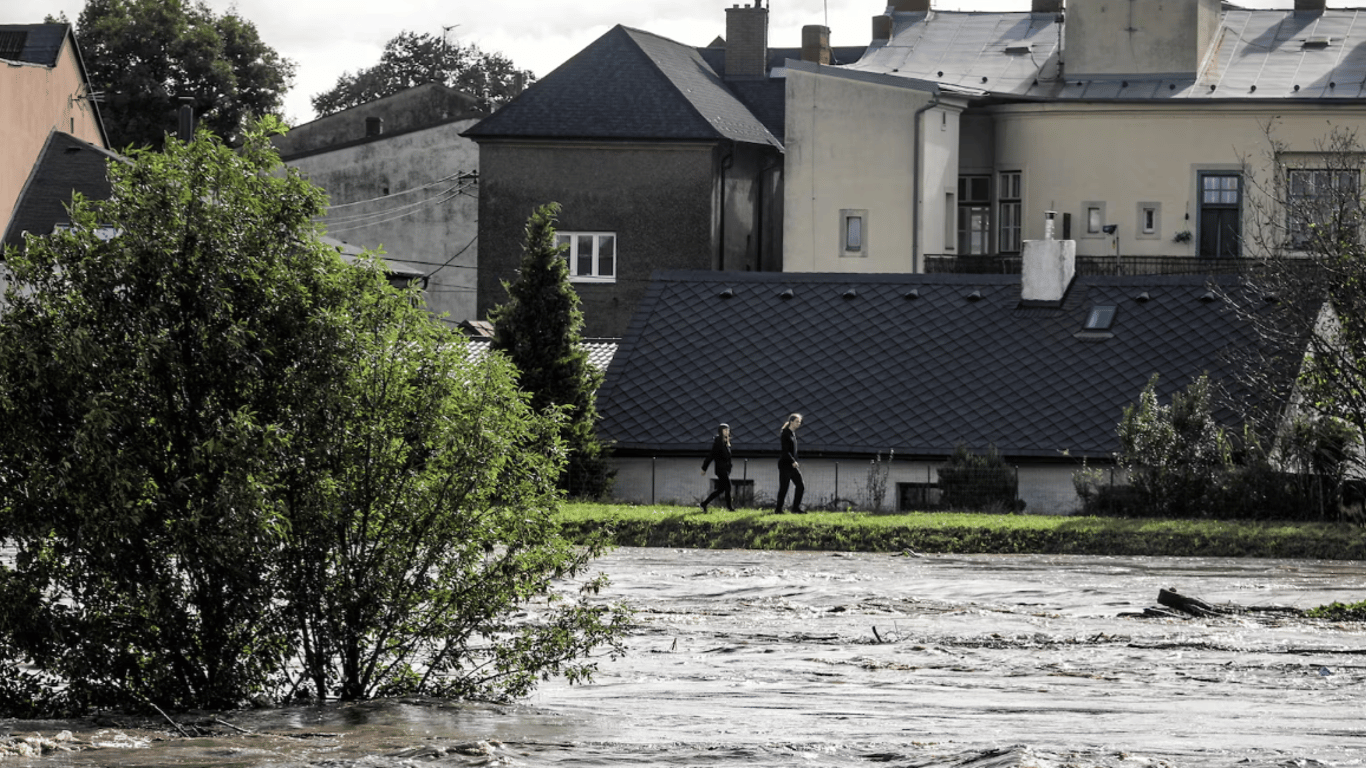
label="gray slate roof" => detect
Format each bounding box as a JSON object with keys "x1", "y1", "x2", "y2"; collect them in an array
[
  {"x1": 0, "y1": 23, "x2": 67, "y2": 66},
  {"x1": 464, "y1": 26, "x2": 780, "y2": 147},
  {"x1": 3, "y1": 131, "x2": 120, "y2": 250},
  {"x1": 598, "y1": 270, "x2": 1271, "y2": 460},
  {"x1": 849, "y1": 8, "x2": 1366, "y2": 101}
]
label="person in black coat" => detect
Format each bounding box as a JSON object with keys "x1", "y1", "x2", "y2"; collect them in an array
[
  {"x1": 700, "y1": 423, "x2": 734, "y2": 512},
  {"x1": 775, "y1": 413, "x2": 805, "y2": 514}
]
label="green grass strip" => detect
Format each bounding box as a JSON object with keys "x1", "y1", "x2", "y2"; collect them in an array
[{"x1": 557, "y1": 503, "x2": 1366, "y2": 560}]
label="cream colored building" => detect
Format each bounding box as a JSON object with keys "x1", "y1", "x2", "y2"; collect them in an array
[
  {"x1": 783, "y1": 0, "x2": 1366, "y2": 273},
  {"x1": 1, "y1": 24, "x2": 107, "y2": 237}
]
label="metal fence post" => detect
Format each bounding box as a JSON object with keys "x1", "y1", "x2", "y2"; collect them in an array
[
  {"x1": 651, "y1": 456, "x2": 656, "y2": 505},
  {"x1": 835, "y1": 461, "x2": 839, "y2": 506}
]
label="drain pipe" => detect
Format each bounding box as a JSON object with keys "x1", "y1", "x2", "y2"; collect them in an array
[{"x1": 911, "y1": 90, "x2": 940, "y2": 274}]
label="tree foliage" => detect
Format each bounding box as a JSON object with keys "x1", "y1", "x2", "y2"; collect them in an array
[
  {"x1": 1221, "y1": 125, "x2": 1366, "y2": 480},
  {"x1": 0, "y1": 121, "x2": 627, "y2": 715},
  {"x1": 1117, "y1": 374, "x2": 1233, "y2": 517},
  {"x1": 311, "y1": 30, "x2": 533, "y2": 118},
  {"x1": 489, "y1": 203, "x2": 614, "y2": 499},
  {"x1": 76, "y1": 0, "x2": 295, "y2": 149}
]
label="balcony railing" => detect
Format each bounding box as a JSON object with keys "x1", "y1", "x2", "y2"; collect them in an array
[{"x1": 924, "y1": 254, "x2": 1252, "y2": 276}]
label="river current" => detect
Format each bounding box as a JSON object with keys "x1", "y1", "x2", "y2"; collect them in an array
[{"x1": 5, "y1": 547, "x2": 1366, "y2": 767}]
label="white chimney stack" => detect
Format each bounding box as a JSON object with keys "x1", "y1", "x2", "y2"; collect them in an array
[{"x1": 1022, "y1": 211, "x2": 1075, "y2": 303}]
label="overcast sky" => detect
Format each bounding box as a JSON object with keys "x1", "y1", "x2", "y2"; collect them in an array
[{"x1": 12, "y1": 0, "x2": 1305, "y2": 125}]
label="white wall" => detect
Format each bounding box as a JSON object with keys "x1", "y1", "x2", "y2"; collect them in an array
[
  {"x1": 990, "y1": 102, "x2": 1366, "y2": 258},
  {"x1": 783, "y1": 67, "x2": 942, "y2": 273}
]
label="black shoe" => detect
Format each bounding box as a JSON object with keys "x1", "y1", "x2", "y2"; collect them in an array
[
  {"x1": 727, "y1": 506, "x2": 736, "y2": 511},
  {"x1": 700, "y1": 502, "x2": 709, "y2": 513},
  {"x1": 790, "y1": 506, "x2": 804, "y2": 514}
]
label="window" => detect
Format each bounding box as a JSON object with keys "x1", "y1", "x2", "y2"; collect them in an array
[
  {"x1": 1198, "y1": 173, "x2": 1241, "y2": 258},
  {"x1": 998, "y1": 171, "x2": 1022, "y2": 253},
  {"x1": 840, "y1": 209, "x2": 869, "y2": 257},
  {"x1": 1085, "y1": 304, "x2": 1117, "y2": 330},
  {"x1": 556, "y1": 232, "x2": 616, "y2": 282},
  {"x1": 1083, "y1": 202, "x2": 1107, "y2": 237},
  {"x1": 1287, "y1": 168, "x2": 1360, "y2": 249},
  {"x1": 958, "y1": 176, "x2": 991, "y2": 254},
  {"x1": 1137, "y1": 203, "x2": 1161, "y2": 239}
]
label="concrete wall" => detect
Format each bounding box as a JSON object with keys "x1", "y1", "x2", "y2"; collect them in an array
[
  {"x1": 1065, "y1": 0, "x2": 1223, "y2": 78},
  {"x1": 989, "y1": 102, "x2": 1366, "y2": 258},
  {"x1": 609, "y1": 455, "x2": 1090, "y2": 515},
  {"x1": 783, "y1": 67, "x2": 942, "y2": 273},
  {"x1": 285, "y1": 118, "x2": 481, "y2": 323},
  {"x1": 1, "y1": 35, "x2": 105, "y2": 234},
  {"x1": 477, "y1": 139, "x2": 779, "y2": 339}
]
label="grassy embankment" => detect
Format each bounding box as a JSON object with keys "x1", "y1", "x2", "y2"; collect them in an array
[{"x1": 557, "y1": 502, "x2": 1366, "y2": 561}]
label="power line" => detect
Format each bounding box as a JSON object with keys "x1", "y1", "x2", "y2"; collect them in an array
[{"x1": 322, "y1": 170, "x2": 476, "y2": 210}]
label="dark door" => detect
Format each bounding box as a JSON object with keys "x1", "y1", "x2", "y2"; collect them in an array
[{"x1": 1199, "y1": 174, "x2": 1241, "y2": 258}]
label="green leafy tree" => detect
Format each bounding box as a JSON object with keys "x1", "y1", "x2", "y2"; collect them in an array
[
  {"x1": 76, "y1": 0, "x2": 295, "y2": 149},
  {"x1": 937, "y1": 443, "x2": 1018, "y2": 512},
  {"x1": 489, "y1": 203, "x2": 614, "y2": 499},
  {"x1": 1117, "y1": 374, "x2": 1232, "y2": 517},
  {"x1": 0, "y1": 121, "x2": 627, "y2": 714},
  {"x1": 311, "y1": 30, "x2": 533, "y2": 117}
]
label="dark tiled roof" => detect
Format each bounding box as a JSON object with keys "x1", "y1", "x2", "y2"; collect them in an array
[
  {"x1": 850, "y1": 9, "x2": 1366, "y2": 101},
  {"x1": 464, "y1": 26, "x2": 779, "y2": 147},
  {"x1": 0, "y1": 24, "x2": 66, "y2": 66},
  {"x1": 598, "y1": 270, "x2": 1273, "y2": 460},
  {"x1": 3, "y1": 131, "x2": 120, "y2": 249}
]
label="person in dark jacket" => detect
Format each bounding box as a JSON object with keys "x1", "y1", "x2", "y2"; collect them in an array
[
  {"x1": 700, "y1": 423, "x2": 734, "y2": 512},
  {"x1": 775, "y1": 413, "x2": 804, "y2": 514}
]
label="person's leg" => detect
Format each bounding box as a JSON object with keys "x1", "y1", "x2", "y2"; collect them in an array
[
  {"x1": 702, "y1": 480, "x2": 722, "y2": 510},
  {"x1": 719, "y1": 473, "x2": 733, "y2": 510},
  {"x1": 791, "y1": 467, "x2": 805, "y2": 513},
  {"x1": 775, "y1": 464, "x2": 791, "y2": 514}
]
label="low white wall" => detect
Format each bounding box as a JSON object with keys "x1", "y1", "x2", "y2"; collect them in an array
[{"x1": 608, "y1": 456, "x2": 1096, "y2": 515}]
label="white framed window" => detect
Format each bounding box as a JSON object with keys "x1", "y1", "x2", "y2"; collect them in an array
[
  {"x1": 1137, "y1": 202, "x2": 1161, "y2": 240},
  {"x1": 840, "y1": 209, "x2": 869, "y2": 257},
  {"x1": 1287, "y1": 168, "x2": 1360, "y2": 250},
  {"x1": 1083, "y1": 201, "x2": 1107, "y2": 238},
  {"x1": 556, "y1": 232, "x2": 616, "y2": 282},
  {"x1": 998, "y1": 171, "x2": 1022, "y2": 253}
]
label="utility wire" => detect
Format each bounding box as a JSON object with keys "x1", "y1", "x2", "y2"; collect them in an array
[{"x1": 322, "y1": 170, "x2": 476, "y2": 210}]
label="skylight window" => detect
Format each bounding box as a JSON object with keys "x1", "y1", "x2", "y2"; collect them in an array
[{"x1": 1085, "y1": 304, "x2": 1117, "y2": 330}]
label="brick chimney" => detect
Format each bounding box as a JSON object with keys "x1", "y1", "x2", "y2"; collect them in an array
[
  {"x1": 801, "y1": 25, "x2": 831, "y2": 64},
  {"x1": 1295, "y1": 0, "x2": 1326, "y2": 11},
  {"x1": 725, "y1": 1, "x2": 769, "y2": 79},
  {"x1": 888, "y1": 0, "x2": 930, "y2": 10},
  {"x1": 1032, "y1": 0, "x2": 1063, "y2": 13}
]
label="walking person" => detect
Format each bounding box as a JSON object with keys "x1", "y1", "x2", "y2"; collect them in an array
[
  {"x1": 700, "y1": 423, "x2": 735, "y2": 512},
  {"x1": 775, "y1": 413, "x2": 805, "y2": 514}
]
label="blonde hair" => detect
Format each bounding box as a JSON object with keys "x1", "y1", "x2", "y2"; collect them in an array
[{"x1": 779, "y1": 413, "x2": 802, "y2": 432}]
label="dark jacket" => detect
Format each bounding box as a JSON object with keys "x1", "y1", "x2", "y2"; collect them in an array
[
  {"x1": 779, "y1": 426, "x2": 798, "y2": 467},
  {"x1": 702, "y1": 435, "x2": 732, "y2": 476}
]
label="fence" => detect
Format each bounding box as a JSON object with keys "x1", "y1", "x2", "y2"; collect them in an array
[
  {"x1": 610, "y1": 455, "x2": 1094, "y2": 515},
  {"x1": 924, "y1": 254, "x2": 1250, "y2": 276}
]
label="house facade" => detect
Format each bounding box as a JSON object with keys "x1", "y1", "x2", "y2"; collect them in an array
[
  {"x1": 464, "y1": 2, "x2": 799, "y2": 339},
  {"x1": 784, "y1": 0, "x2": 1366, "y2": 272},
  {"x1": 1, "y1": 23, "x2": 107, "y2": 238},
  {"x1": 274, "y1": 84, "x2": 485, "y2": 324}
]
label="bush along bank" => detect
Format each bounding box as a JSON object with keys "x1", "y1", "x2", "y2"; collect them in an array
[{"x1": 556, "y1": 504, "x2": 1366, "y2": 560}]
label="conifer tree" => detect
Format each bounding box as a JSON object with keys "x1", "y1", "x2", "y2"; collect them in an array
[{"x1": 489, "y1": 203, "x2": 613, "y2": 498}]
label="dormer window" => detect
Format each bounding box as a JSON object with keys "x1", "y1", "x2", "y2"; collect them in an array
[{"x1": 1085, "y1": 304, "x2": 1117, "y2": 330}]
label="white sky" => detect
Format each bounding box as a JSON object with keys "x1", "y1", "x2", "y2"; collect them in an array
[{"x1": 9, "y1": 0, "x2": 1304, "y2": 125}]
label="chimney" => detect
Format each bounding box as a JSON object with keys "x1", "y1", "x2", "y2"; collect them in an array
[
  {"x1": 365, "y1": 116, "x2": 383, "y2": 137},
  {"x1": 872, "y1": 14, "x2": 894, "y2": 41},
  {"x1": 888, "y1": 0, "x2": 930, "y2": 11},
  {"x1": 177, "y1": 97, "x2": 194, "y2": 142},
  {"x1": 1295, "y1": 0, "x2": 1326, "y2": 11},
  {"x1": 801, "y1": 25, "x2": 831, "y2": 64},
  {"x1": 1031, "y1": 0, "x2": 1063, "y2": 13},
  {"x1": 1065, "y1": 0, "x2": 1221, "y2": 78},
  {"x1": 724, "y1": 1, "x2": 769, "y2": 79},
  {"x1": 1021, "y1": 211, "x2": 1076, "y2": 303}
]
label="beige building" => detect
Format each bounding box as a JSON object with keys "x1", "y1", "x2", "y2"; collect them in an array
[
  {"x1": 783, "y1": 0, "x2": 1366, "y2": 273},
  {"x1": 1, "y1": 24, "x2": 107, "y2": 236}
]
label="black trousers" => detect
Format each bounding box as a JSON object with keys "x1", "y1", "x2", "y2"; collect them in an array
[
  {"x1": 775, "y1": 463, "x2": 804, "y2": 512},
  {"x1": 703, "y1": 472, "x2": 733, "y2": 509}
]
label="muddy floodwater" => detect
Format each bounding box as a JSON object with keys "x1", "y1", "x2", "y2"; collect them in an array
[{"x1": 7, "y1": 547, "x2": 1366, "y2": 768}]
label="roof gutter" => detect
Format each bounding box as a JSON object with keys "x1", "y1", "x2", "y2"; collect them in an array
[{"x1": 912, "y1": 92, "x2": 939, "y2": 273}]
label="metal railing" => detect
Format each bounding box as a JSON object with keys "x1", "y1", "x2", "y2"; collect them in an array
[{"x1": 924, "y1": 254, "x2": 1252, "y2": 276}]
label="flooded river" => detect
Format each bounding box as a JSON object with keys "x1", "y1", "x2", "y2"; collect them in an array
[{"x1": 6, "y1": 547, "x2": 1366, "y2": 768}]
